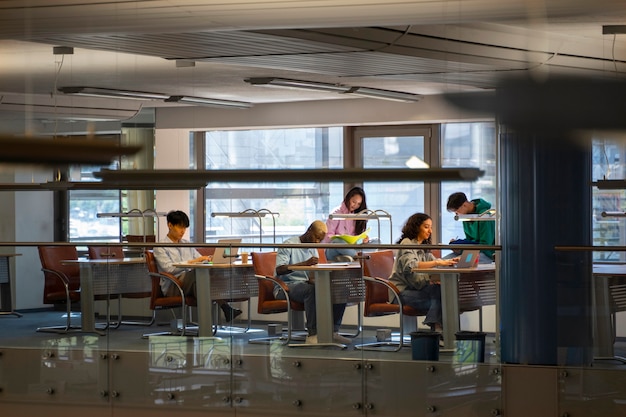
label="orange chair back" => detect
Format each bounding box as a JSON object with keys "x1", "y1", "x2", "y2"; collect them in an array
[
  {"x1": 363, "y1": 250, "x2": 394, "y2": 280},
  {"x1": 362, "y1": 250, "x2": 398, "y2": 316},
  {"x1": 252, "y1": 252, "x2": 281, "y2": 314},
  {"x1": 144, "y1": 249, "x2": 179, "y2": 309},
  {"x1": 252, "y1": 251, "x2": 277, "y2": 277},
  {"x1": 38, "y1": 245, "x2": 81, "y2": 304}
]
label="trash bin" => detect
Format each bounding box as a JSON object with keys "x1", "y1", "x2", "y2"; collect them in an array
[
  {"x1": 410, "y1": 330, "x2": 440, "y2": 361},
  {"x1": 454, "y1": 331, "x2": 486, "y2": 363}
]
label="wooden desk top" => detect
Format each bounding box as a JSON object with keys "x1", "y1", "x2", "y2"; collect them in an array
[
  {"x1": 289, "y1": 262, "x2": 361, "y2": 271},
  {"x1": 63, "y1": 258, "x2": 145, "y2": 265},
  {"x1": 412, "y1": 263, "x2": 496, "y2": 274},
  {"x1": 174, "y1": 261, "x2": 253, "y2": 269}
]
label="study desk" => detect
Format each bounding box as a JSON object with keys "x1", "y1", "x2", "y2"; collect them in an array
[
  {"x1": 0, "y1": 253, "x2": 22, "y2": 317},
  {"x1": 64, "y1": 258, "x2": 150, "y2": 335},
  {"x1": 592, "y1": 263, "x2": 626, "y2": 362},
  {"x1": 288, "y1": 263, "x2": 363, "y2": 348},
  {"x1": 412, "y1": 263, "x2": 496, "y2": 350},
  {"x1": 173, "y1": 262, "x2": 257, "y2": 337}
]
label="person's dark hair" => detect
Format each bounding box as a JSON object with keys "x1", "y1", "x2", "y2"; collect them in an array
[
  {"x1": 343, "y1": 186, "x2": 368, "y2": 234},
  {"x1": 397, "y1": 213, "x2": 432, "y2": 248},
  {"x1": 446, "y1": 192, "x2": 468, "y2": 212},
  {"x1": 166, "y1": 210, "x2": 190, "y2": 227}
]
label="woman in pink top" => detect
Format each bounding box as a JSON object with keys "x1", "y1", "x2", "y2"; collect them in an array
[{"x1": 324, "y1": 186, "x2": 368, "y2": 261}]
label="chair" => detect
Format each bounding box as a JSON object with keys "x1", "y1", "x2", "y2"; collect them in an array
[
  {"x1": 37, "y1": 245, "x2": 82, "y2": 333},
  {"x1": 37, "y1": 245, "x2": 119, "y2": 333},
  {"x1": 87, "y1": 245, "x2": 125, "y2": 260},
  {"x1": 355, "y1": 250, "x2": 428, "y2": 351},
  {"x1": 142, "y1": 249, "x2": 197, "y2": 337},
  {"x1": 196, "y1": 247, "x2": 216, "y2": 257},
  {"x1": 87, "y1": 246, "x2": 153, "y2": 327},
  {"x1": 249, "y1": 251, "x2": 306, "y2": 344}
]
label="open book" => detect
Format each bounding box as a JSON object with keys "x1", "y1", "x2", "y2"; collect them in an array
[{"x1": 330, "y1": 228, "x2": 370, "y2": 245}]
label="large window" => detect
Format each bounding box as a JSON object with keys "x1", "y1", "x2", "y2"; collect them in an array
[
  {"x1": 203, "y1": 128, "x2": 344, "y2": 244},
  {"x1": 67, "y1": 122, "x2": 497, "y2": 247},
  {"x1": 592, "y1": 133, "x2": 626, "y2": 261},
  {"x1": 356, "y1": 126, "x2": 432, "y2": 244},
  {"x1": 440, "y1": 122, "x2": 497, "y2": 254},
  {"x1": 68, "y1": 165, "x2": 121, "y2": 243}
]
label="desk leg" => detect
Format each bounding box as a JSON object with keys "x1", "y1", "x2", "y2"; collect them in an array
[
  {"x1": 440, "y1": 272, "x2": 460, "y2": 350},
  {"x1": 196, "y1": 268, "x2": 213, "y2": 337},
  {"x1": 290, "y1": 270, "x2": 345, "y2": 348},
  {"x1": 592, "y1": 275, "x2": 623, "y2": 361},
  {"x1": 79, "y1": 264, "x2": 104, "y2": 336},
  {"x1": 315, "y1": 271, "x2": 335, "y2": 344},
  {"x1": 0, "y1": 256, "x2": 21, "y2": 317}
]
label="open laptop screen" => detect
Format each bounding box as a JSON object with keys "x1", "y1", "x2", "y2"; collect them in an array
[{"x1": 211, "y1": 238, "x2": 242, "y2": 264}]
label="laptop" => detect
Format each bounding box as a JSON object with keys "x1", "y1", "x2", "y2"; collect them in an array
[
  {"x1": 211, "y1": 238, "x2": 242, "y2": 264},
  {"x1": 437, "y1": 250, "x2": 480, "y2": 269},
  {"x1": 456, "y1": 250, "x2": 480, "y2": 268}
]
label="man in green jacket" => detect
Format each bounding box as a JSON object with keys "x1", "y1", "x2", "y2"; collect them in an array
[{"x1": 446, "y1": 192, "x2": 495, "y2": 263}]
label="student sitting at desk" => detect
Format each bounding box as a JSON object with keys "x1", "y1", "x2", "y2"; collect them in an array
[
  {"x1": 446, "y1": 191, "x2": 495, "y2": 263},
  {"x1": 154, "y1": 210, "x2": 242, "y2": 322},
  {"x1": 275, "y1": 220, "x2": 350, "y2": 345},
  {"x1": 389, "y1": 212, "x2": 457, "y2": 333},
  {"x1": 323, "y1": 186, "x2": 369, "y2": 262}
]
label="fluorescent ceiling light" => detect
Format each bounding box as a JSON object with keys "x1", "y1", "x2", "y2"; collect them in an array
[
  {"x1": 59, "y1": 86, "x2": 169, "y2": 100},
  {"x1": 245, "y1": 77, "x2": 351, "y2": 93},
  {"x1": 346, "y1": 86, "x2": 422, "y2": 102},
  {"x1": 165, "y1": 95, "x2": 252, "y2": 109},
  {"x1": 245, "y1": 77, "x2": 421, "y2": 102}
]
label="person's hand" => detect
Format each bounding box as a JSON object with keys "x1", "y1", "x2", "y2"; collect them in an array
[
  {"x1": 435, "y1": 258, "x2": 457, "y2": 267},
  {"x1": 192, "y1": 255, "x2": 212, "y2": 263},
  {"x1": 302, "y1": 256, "x2": 319, "y2": 266}
]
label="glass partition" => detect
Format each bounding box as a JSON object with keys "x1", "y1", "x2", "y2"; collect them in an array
[{"x1": 0, "y1": 241, "x2": 506, "y2": 415}]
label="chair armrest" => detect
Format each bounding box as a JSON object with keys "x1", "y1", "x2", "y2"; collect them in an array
[
  {"x1": 148, "y1": 271, "x2": 186, "y2": 300},
  {"x1": 41, "y1": 267, "x2": 71, "y2": 286},
  {"x1": 41, "y1": 267, "x2": 76, "y2": 303},
  {"x1": 363, "y1": 275, "x2": 403, "y2": 307},
  {"x1": 255, "y1": 274, "x2": 293, "y2": 304}
]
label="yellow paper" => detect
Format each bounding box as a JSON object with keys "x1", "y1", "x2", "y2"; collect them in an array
[{"x1": 331, "y1": 228, "x2": 370, "y2": 244}]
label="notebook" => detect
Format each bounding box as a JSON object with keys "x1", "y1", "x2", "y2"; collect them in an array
[{"x1": 211, "y1": 238, "x2": 242, "y2": 264}]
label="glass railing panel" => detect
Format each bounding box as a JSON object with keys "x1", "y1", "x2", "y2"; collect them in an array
[{"x1": 558, "y1": 366, "x2": 626, "y2": 416}]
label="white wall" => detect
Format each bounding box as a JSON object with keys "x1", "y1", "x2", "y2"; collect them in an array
[{"x1": 6, "y1": 169, "x2": 54, "y2": 309}]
